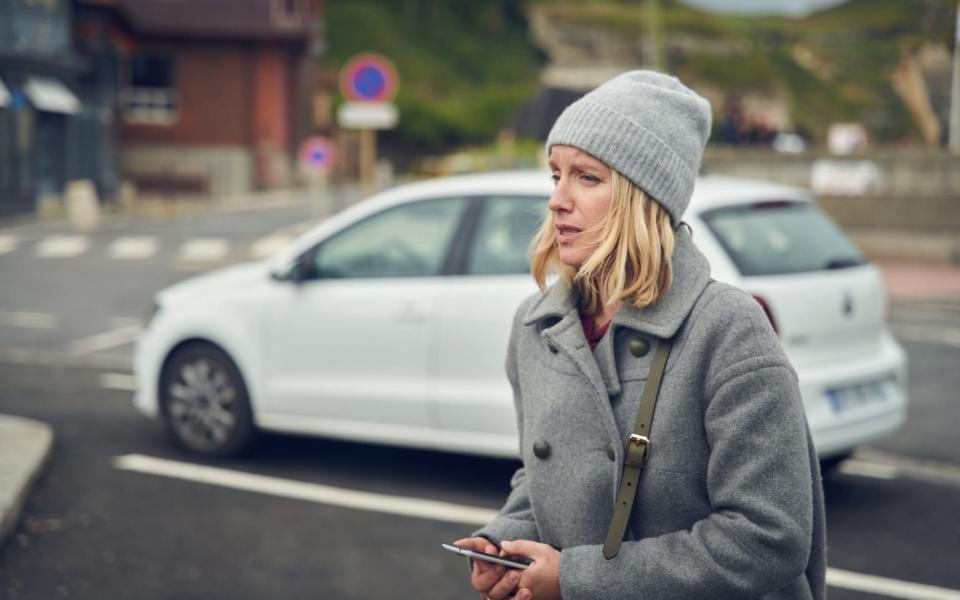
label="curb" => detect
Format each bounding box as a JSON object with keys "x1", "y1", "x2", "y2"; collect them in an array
[{"x1": 0, "y1": 414, "x2": 54, "y2": 548}]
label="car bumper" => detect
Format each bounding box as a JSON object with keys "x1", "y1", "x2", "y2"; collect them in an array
[{"x1": 799, "y1": 332, "x2": 908, "y2": 459}]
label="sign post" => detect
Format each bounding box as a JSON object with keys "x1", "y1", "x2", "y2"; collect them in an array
[
  {"x1": 337, "y1": 53, "x2": 399, "y2": 187},
  {"x1": 299, "y1": 136, "x2": 335, "y2": 218}
]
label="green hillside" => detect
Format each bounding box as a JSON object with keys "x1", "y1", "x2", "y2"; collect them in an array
[
  {"x1": 324, "y1": 0, "x2": 956, "y2": 154},
  {"x1": 324, "y1": 1, "x2": 541, "y2": 155}
]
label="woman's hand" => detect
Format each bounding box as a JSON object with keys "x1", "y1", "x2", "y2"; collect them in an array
[
  {"x1": 454, "y1": 537, "x2": 528, "y2": 600},
  {"x1": 500, "y1": 540, "x2": 562, "y2": 600}
]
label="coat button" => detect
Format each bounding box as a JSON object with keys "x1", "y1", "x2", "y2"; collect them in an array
[
  {"x1": 628, "y1": 337, "x2": 650, "y2": 357},
  {"x1": 547, "y1": 341, "x2": 559, "y2": 354},
  {"x1": 606, "y1": 441, "x2": 617, "y2": 461},
  {"x1": 533, "y1": 440, "x2": 551, "y2": 459}
]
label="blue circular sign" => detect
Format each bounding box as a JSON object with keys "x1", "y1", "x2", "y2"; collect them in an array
[
  {"x1": 340, "y1": 53, "x2": 398, "y2": 103},
  {"x1": 299, "y1": 137, "x2": 335, "y2": 174}
]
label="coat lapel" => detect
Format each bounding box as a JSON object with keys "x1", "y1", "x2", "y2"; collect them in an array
[
  {"x1": 520, "y1": 227, "x2": 714, "y2": 452},
  {"x1": 523, "y1": 282, "x2": 622, "y2": 450}
]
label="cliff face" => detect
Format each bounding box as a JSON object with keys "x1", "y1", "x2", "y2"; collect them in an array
[{"x1": 522, "y1": 0, "x2": 957, "y2": 145}]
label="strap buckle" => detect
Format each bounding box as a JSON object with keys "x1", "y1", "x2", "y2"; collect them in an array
[{"x1": 625, "y1": 434, "x2": 651, "y2": 467}]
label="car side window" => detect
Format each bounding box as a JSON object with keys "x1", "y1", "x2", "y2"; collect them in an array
[
  {"x1": 466, "y1": 196, "x2": 548, "y2": 275},
  {"x1": 309, "y1": 197, "x2": 468, "y2": 279}
]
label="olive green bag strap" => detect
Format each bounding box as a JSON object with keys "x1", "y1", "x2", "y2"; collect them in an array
[{"x1": 602, "y1": 336, "x2": 674, "y2": 560}]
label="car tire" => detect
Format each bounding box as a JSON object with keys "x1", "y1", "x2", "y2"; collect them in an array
[{"x1": 159, "y1": 342, "x2": 256, "y2": 457}]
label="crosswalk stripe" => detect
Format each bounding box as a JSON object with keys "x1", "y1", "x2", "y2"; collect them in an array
[
  {"x1": 100, "y1": 373, "x2": 136, "y2": 391},
  {"x1": 36, "y1": 235, "x2": 89, "y2": 258},
  {"x1": 178, "y1": 238, "x2": 229, "y2": 262},
  {"x1": 249, "y1": 235, "x2": 295, "y2": 260},
  {"x1": 109, "y1": 236, "x2": 158, "y2": 260},
  {"x1": 0, "y1": 310, "x2": 57, "y2": 329},
  {"x1": 69, "y1": 324, "x2": 141, "y2": 355},
  {"x1": 0, "y1": 234, "x2": 19, "y2": 255}
]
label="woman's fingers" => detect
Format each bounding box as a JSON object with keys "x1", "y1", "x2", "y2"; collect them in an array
[
  {"x1": 500, "y1": 539, "x2": 540, "y2": 559},
  {"x1": 473, "y1": 563, "x2": 507, "y2": 591},
  {"x1": 483, "y1": 568, "x2": 522, "y2": 600}
]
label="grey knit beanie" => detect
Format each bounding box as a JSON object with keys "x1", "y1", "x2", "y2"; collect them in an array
[{"x1": 546, "y1": 70, "x2": 712, "y2": 224}]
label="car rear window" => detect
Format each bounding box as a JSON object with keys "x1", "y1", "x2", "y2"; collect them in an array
[{"x1": 701, "y1": 201, "x2": 868, "y2": 276}]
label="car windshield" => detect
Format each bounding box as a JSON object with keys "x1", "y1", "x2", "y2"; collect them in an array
[{"x1": 701, "y1": 200, "x2": 868, "y2": 276}]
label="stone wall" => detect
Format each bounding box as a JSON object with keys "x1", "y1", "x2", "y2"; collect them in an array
[{"x1": 703, "y1": 149, "x2": 960, "y2": 232}]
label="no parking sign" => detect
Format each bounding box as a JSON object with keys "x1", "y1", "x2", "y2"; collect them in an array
[
  {"x1": 339, "y1": 53, "x2": 398, "y2": 103},
  {"x1": 299, "y1": 136, "x2": 335, "y2": 175}
]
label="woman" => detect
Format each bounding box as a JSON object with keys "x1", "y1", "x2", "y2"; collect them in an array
[{"x1": 456, "y1": 71, "x2": 826, "y2": 600}]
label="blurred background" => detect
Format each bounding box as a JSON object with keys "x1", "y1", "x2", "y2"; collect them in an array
[{"x1": 1, "y1": 0, "x2": 960, "y2": 599}]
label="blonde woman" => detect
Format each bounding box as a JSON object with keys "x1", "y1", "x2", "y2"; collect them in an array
[{"x1": 456, "y1": 71, "x2": 826, "y2": 600}]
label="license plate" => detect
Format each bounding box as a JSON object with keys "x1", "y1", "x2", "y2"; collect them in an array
[{"x1": 826, "y1": 379, "x2": 889, "y2": 414}]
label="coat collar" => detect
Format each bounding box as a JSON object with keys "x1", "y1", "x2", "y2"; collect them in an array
[{"x1": 522, "y1": 226, "x2": 712, "y2": 339}]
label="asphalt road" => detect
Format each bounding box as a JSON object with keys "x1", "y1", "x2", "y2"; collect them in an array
[{"x1": 1, "y1": 200, "x2": 959, "y2": 599}]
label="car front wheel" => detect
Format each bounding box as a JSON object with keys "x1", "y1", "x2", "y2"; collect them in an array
[{"x1": 159, "y1": 342, "x2": 255, "y2": 457}]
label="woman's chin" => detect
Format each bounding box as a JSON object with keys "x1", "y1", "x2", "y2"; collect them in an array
[{"x1": 557, "y1": 250, "x2": 587, "y2": 269}]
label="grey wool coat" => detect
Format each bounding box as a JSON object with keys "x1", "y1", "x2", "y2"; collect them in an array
[{"x1": 475, "y1": 227, "x2": 827, "y2": 599}]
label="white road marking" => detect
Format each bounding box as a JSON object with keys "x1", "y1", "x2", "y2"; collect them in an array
[
  {"x1": 109, "y1": 316, "x2": 145, "y2": 328},
  {"x1": 178, "y1": 238, "x2": 229, "y2": 262},
  {"x1": 69, "y1": 324, "x2": 141, "y2": 355},
  {"x1": 249, "y1": 235, "x2": 294, "y2": 260},
  {"x1": 893, "y1": 324, "x2": 960, "y2": 349},
  {"x1": 838, "y1": 460, "x2": 899, "y2": 480},
  {"x1": 112, "y1": 453, "x2": 498, "y2": 525},
  {"x1": 854, "y1": 449, "x2": 960, "y2": 489},
  {"x1": 99, "y1": 373, "x2": 136, "y2": 391},
  {"x1": 0, "y1": 234, "x2": 19, "y2": 255},
  {"x1": 112, "y1": 453, "x2": 960, "y2": 599},
  {"x1": 827, "y1": 568, "x2": 960, "y2": 600},
  {"x1": 36, "y1": 235, "x2": 90, "y2": 258},
  {"x1": 109, "y1": 236, "x2": 158, "y2": 260},
  {"x1": 0, "y1": 347, "x2": 131, "y2": 370},
  {"x1": 0, "y1": 310, "x2": 57, "y2": 329}
]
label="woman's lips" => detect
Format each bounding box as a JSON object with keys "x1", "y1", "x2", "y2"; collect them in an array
[{"x1": 556, "y1": 225, "x2": 581, "y2": 245}]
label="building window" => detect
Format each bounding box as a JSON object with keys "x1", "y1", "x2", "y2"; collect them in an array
[{"x1": 121, "y1": 53, "x2": 178, "y2": 125}]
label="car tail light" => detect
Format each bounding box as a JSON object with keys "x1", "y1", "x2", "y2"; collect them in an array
[{"x1": 752, "y1": 294, "x2": 779, "y2": 335}]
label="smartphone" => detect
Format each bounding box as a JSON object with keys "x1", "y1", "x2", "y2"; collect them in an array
[{"x1": 441, "y1": 543, "x2": 531, "y2": 570}]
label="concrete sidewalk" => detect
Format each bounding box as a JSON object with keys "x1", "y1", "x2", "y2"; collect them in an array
[
  {"x1": 878, "y1": 260, "x2": 960, "y2": 303},
  {"x1": 0, "y1": 415, "x2": 53, "y2": 548}
]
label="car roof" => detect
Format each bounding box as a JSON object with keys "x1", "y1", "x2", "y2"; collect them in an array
[{"x1": 373, "y1": 170, "x2": 813, "y2": 211}]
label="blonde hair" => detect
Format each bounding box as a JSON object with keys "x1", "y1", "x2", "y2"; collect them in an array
[{"x1": 530, "y1": 171, "x2": 677, "y2": 316}]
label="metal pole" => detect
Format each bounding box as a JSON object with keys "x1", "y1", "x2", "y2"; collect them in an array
[
  {"x1": 949, "y1": 1, "x2": 960, "y2": 152},
  {"x1": 644, "y1": 0, "x2": 663, "y2": 71},
  {"x1": 359, "y1": 128, "x2": 376, "y2": 190}
]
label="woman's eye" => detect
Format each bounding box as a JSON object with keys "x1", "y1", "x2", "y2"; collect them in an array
[
  {"x1": 581, "y1": 174, "x2": 600, "y2": 183},
  {"x1": 550, "y1": 174, "x2": 560, "y2": 185}
]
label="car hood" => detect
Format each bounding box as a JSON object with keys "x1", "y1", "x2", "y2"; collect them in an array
[{"x1": 156, "y1": 262, "x2": 270, "y2": 307}]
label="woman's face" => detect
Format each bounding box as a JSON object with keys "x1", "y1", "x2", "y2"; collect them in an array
[{"x1": 548, "y1": 145, "x2": 613, "y2": 268}]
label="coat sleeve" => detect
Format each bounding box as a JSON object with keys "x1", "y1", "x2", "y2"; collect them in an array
[
  {"x1": 558, "y1": 290, "x2": 817, "y2": 599},
  {"x1": 472, "y1": 303, "x2": 541, "y2": 546}
]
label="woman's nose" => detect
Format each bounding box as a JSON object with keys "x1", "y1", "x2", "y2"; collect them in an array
[{"x1": 548, "y1": 180, "x2": 573, "y2": 213}]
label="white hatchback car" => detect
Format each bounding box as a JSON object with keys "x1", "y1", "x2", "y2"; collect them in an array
[{"x1": 134, "y1": 171, "x2": 908, "y2": 461}]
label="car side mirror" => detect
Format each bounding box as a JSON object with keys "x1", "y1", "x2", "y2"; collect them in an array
[{"x1": 271, "y1": 255, "x2": 310, "y2": 284}]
